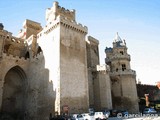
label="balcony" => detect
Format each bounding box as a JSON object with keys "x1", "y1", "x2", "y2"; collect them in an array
[{"x1": 110, "y1": 69, "x2": 136, "y2": 76}]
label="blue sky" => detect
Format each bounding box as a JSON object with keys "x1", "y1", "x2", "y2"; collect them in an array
[{"x1": 1, "y1": 0, "x2": 160, "y2": 85}]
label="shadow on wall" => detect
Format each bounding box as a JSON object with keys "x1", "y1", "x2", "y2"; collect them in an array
[{"x1": 0, "y1": 46, "x2": 56, "y2": 120}]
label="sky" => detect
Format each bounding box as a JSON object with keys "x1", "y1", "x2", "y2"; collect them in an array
[{"x1": 0, "y1": 0, "x2": 160, "y2": 85}]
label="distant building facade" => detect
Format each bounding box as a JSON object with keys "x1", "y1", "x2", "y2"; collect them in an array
[
  {"x1": 137, "y1": 84, "x2": 160, "y2": 111},
  {"x1": 0, "y1": 2, "x2": 139, "y2": 120}
]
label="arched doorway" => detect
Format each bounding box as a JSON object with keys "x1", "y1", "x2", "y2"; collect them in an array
[{"x1": 1, "y1": 66, "x2": 27, "y2": 119}]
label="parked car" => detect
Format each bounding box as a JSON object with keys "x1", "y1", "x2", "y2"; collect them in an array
[
  {"x1": 82, "y1": 113, "x2": 93, "y2": 120},
  {"x1": 109, "y1": 109, "x2": 121, "y2": 117},
  {"x1": 71, "y1": 114, "x2": 84, "y2": 120},
  {"x1": 76, "y1": 114, "x2": 85, "y2": 120},
  {"x1": 103, "y1": 110, "x2": 110, "y2": 118},
  {"x1": 143, "y1": 108, "x2": 157, "y2": 114},
  {"x1": 94, "y1": 112, "x2": 108, "y2": 120},
  {"x1": 121, "y1": 110, "x2": 129, "y2": 116}
]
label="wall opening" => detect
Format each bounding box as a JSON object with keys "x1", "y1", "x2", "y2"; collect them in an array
[{"x1": 1, "y1": 66, "x2": 27, "y2": 119}]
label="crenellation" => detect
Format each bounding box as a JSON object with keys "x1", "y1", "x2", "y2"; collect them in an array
[
  {"x1": 46, "y1": 1, "x2": 75, "y2": 25},
  {"x1": 2, "y1": 53, "x2": 29, "y2": 62},
  {"x1": 44, "y1": 15, "x2": 88, "y2": 36},
  {"x1": 60, "y1": 17, "x2": 88, "y2": 33},
  {"x1": 55, "y1": 3, "x2": 75, "y2": 21}
]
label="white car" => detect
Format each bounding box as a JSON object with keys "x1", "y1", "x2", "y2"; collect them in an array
[
  {"x1": 75, "y1": 114, "x2": 85, "y2": 120},
  {"x1": 82, "y1": 113, "x2": 94, "y2": 120},
  {"x1": 94, "y1": 112, "x2": 107, "y2": 120}
]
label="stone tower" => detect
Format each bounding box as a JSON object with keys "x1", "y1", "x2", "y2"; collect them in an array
[
  {"x1": 105, "y1": 33, "x2": 139, "y2": 112},
  {"x1": 37, "y1": 1, "x2": 89, "y2": 114},
  {"x1": 86, "y1": 36, "x2": 112, "y2": 111}
]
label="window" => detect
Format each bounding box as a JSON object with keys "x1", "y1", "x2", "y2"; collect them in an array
[
  {"x1": 122, "y1": 64, "x2": 126, "y2": 71},
  {"x1": 120, "y1": 51, "x2": 123, "y2": 55}
]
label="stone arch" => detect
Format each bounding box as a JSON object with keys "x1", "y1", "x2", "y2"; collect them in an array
[{"x1": 1, "y1": 66, "x2": 27, "y2": 119}]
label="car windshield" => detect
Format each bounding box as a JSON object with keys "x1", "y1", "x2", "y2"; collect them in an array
[{"x1": 77, "y1": 114, "x2": 83, "y2": 118}]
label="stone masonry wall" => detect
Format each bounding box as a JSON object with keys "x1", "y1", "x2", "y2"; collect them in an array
[{"x1": 60, "y1": 19, "x2": 89, "y2": 114}]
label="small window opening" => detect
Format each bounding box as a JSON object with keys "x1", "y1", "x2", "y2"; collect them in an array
[
  {"x1": 122, "y1": 64, "x2": 126, "y2": 71},
  {"x1": 120, "y1": 51, "x2": 124, "y2": 55}
]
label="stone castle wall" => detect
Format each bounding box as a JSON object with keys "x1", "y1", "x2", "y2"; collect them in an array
[
  {"x1": 0, "y1": 1, "x2": 140, "y2": 120},
  {"x1": 60, "y1": 14, "x2": 89, "y2": 113}
]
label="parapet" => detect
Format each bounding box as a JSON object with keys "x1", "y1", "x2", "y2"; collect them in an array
[
  {"x1": 2, "y1": 53, "x2": 29, "y2": 62},
  {"x1": 0, "y1": 29, "x2": 24, "y2": 45},
  {"x1": 59, "y1": 15, "x2": 88, "y2": 33},
  {"x1": 40, "y1": 15, "x2": 87, "y2": 36},
  {"x1": 46, "y1": 1, "x2": 75, "y2": 24}
]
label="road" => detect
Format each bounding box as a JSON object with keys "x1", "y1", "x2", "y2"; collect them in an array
[{"x1": 108, "y1": 117, "x2": 160, "y2": 120}]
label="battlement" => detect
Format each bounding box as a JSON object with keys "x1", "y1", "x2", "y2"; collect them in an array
[
  {"x1": 2, "y1": 53, "x2": 29, "y2": 62},
  {"x1": 2, "y1": 50, "x2": 44, "y2": 63},
  {"x1": 0, "y1": 29, "x2": 12, "y2": 39},
  {"x1": 0, "y1": 29, "x2": 25, "y2": 45},
  {"x1": 60, "y1": 15, "x2": 88, "y2": 33},
  {"x1": 46, "y1": 1, "x2": 75, "y2": 24},
  {"x1": 37, "y1": 15, "x2": 87, "y2": 38}
]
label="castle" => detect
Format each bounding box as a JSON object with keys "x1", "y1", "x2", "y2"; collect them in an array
[{"x1": 0, "y1": 1, "x2": 139, "y2": 120}]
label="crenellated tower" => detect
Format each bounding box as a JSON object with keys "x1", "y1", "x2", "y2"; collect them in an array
[
  {"x1": 37, "y1": 1, "x2": 88, "y2": 114},
  {"x1": 105, "y1": 33, "x2": 139, "y2": 112}
]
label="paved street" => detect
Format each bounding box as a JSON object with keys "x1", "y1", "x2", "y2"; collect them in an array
[{"x1": 108, "y1": 117, "x2": 160, "y2": 120}]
